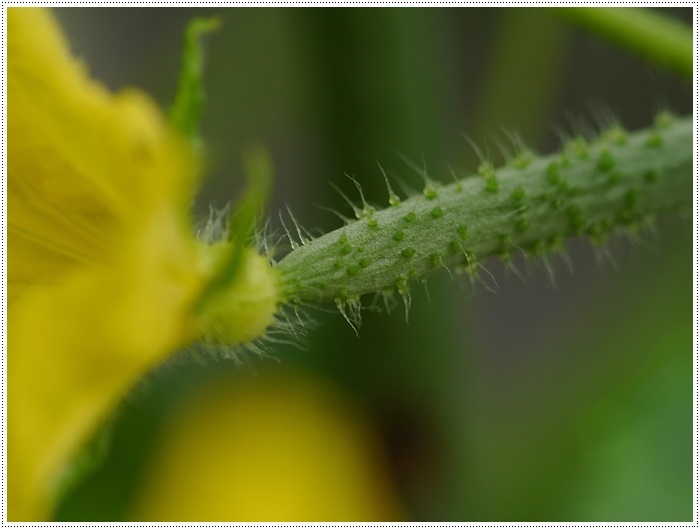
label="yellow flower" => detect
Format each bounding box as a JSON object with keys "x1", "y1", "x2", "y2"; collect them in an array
[
  {"x1": 129, "y1": 369, "x2": 403, "y2": 521},
  {"x1": 8, "y1": 8, "x2": 278, "y2": 520}
]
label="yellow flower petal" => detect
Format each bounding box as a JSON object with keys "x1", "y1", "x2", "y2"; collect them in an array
[
  {"x1": 129, "y1": 370, "x2": 403, "y2": 521},
  {"x1": 8, "y1": 8, "x2": 197, "y2": 291},
  {"x1": 9, "y1": 212, "x2": 203, "y2": 520},
  {"x1": 8, "y1": 7, "x2": 203, "y2": 520},
  {"x1": 9, "y1": 8, "x2": 282, "y2": 520}
]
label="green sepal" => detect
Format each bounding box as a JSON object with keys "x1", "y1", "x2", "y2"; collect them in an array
[
  {"x1": 169, "y1": 16, "x2": 221, "y2": 147},
  {"x1": 194, "y1": 147, "x2": 273, "y2": 313}
]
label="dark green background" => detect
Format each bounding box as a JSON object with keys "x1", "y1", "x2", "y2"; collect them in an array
[{"x1": 52, "y1": 8, "x2": 692, "y2": 521}]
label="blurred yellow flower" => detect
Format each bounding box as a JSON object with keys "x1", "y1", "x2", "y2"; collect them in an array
[
  {"x1": 8, "y1": 8, "x2": 278, "y2": 520},
  {"x1": 129, "y1": 369, "x2": 403, "y2": 521}
]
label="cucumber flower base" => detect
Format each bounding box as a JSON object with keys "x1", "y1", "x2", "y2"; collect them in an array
[{"x1": 8, "y1": 8, "x2": 279, "y2": 520}]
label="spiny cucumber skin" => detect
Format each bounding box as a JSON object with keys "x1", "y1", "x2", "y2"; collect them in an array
[{"x1": 276, "y1": 116, "x2": 692, "y2": 303}]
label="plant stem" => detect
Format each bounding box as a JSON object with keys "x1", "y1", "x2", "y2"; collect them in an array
[
  {"x1": 554, "y1": 7, "x2": 692, "y2": 80},
  {"x1": 277, "y1": 115, "x2": 692, "y2": 303}
]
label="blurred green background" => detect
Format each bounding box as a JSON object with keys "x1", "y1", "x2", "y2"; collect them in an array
[{"x1": 51, "y1": 7, "x2": 692, "y2": 521}]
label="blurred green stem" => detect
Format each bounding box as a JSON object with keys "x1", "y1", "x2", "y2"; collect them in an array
[
  {"x1": 554, "y1": 7, "x2": 692, "y2": 80},
  {"x1": 474, "y1": 10, "x2": 566, "y2": 148}
]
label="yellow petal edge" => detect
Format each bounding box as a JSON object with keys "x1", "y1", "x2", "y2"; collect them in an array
[{"x1": 8, "y1": 7, "x2": 279, "y2": 520}]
